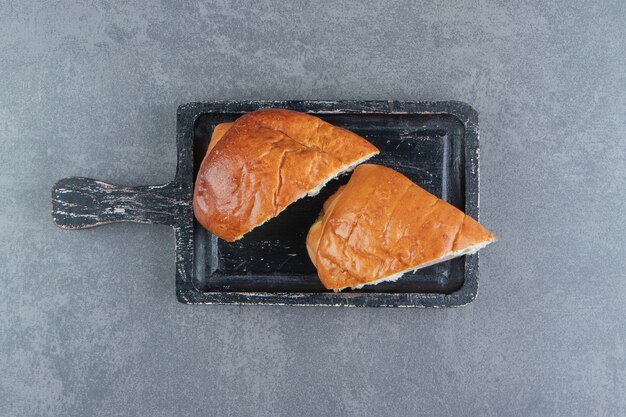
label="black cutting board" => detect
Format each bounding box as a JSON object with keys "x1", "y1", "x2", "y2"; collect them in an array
[{"x1": 52, "y1": 100, "x2": 481, "y2": 307}]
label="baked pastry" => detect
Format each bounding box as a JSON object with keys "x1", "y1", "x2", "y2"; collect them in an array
[
  {"x1": 205, "y1": 122, "x2": 233, "y2": 154},
  {"x1": 306, "y1": 164, "x2": 496, "y2": 291},
  {"x1": 193, "y1": 109, "x2": 379, "y2": 241}
]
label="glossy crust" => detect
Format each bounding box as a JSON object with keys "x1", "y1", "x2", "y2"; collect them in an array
[
  {"x1": 306, "y1": 164, "x2": 496, "y2": 291},
  {"x1": 193, "y1": 109, "x2": 379, "y2": 241}
]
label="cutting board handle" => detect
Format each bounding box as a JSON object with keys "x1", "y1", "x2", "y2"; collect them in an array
[{"x1": 51, "y1": 177, "x2": 188, "y2": 229}]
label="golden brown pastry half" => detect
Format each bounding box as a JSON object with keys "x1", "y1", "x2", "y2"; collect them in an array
[
  {"x1": 306, "y1": 164, "x2": 496, "y2": 291},
  {"x1": 193, "y1": 109, "x2": 379, "y2": 241}
]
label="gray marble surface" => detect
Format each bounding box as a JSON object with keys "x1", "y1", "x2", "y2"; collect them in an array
[{"x1": 1, "y1": 1, "x2": 624, "y2": 416}]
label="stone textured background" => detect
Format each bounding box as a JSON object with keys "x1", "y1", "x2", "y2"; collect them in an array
[{"x1": 1, "y1": 1, "x2": 624, "y2": 416}]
